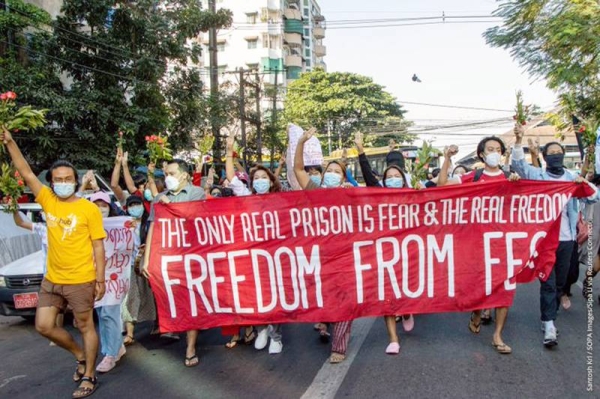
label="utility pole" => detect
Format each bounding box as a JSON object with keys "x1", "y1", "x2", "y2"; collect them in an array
[
  {"x1": 255, "y1": 71, "x2": 263, "y2": 163},
  {"x1": 269, "y1": 68, "x2": 279, "y2": 169},
  {"x1": 239, "y1": 69, "x2": 247, "y2": 169},
  {"x1": 208, "y1": 0, "x2": 221, "y2": 159},
  {"x1": 327, "y1": 120, "x2": 332, "y2": 155}
]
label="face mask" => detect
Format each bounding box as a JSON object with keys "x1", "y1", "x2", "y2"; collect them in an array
[
  {"x1": 385, "y1": 177, "x2": 404, "y2": 188},
  {"x1": 323, "y1": 172, "x2": 342, "y2": 188},
  {"x1": 165, "y1": 175, "x2": 180, "y2": 191},
  {"x1": 128, "y1": 205, "x2": 144, "y2": 218},
  {"x1": 484, "y1": 152, "x2": 501, "y2": 168},
  {"x1": 310, "y1": 175, "x2": 322, "y2": 186},
  {"x1": 144, "y1": 188, "x2": 153, "y2": 201},
  {"x1": 100, "y1": 207, "x2": 110, "y2": 218},
  {"x1": 545, "y1": 154, "x2": 565, "y2": 175},
  {"x1": 53, "y1": 183, "x2": 76, "y2": 199},
  {"x1": 253, "y1": 179, "x2": 271, "y2": 194}
]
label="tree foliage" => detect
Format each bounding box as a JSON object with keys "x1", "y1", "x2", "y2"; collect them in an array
[
  {"x1": 283, "y1": 69, "x2": 412, "y2": 151},
  {"x1": 484, "y1": 0, "x2": 600, "y2": 120},
  {"x1": 0, "y1": 0, "x2": 232, "y2": 174}
]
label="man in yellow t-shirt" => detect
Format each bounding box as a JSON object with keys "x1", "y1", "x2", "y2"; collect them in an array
[{"x1": 1, "y1": 127, "x2": 105, "y2": 398}]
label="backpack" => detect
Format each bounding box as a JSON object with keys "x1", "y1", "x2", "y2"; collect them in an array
[{"x1": 472, "y1": 168, "x2": 511, "y2": 182}]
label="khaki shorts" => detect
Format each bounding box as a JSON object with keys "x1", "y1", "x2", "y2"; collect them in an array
[{"x1": 38, "y1": 279, "x2": 95, "y2": 314}]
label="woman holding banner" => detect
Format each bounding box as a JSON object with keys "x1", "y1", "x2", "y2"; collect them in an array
[
  {"x1": 354, "y1": 131, "x2": 416, "y2": 355},
  {"x1": 294, "y1": 127, "x2": 354, "y2": 364},
  {"x1": 225, "y1": 132, "x2": 284, "y2": 354}
]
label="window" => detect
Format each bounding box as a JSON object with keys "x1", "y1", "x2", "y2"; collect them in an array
[
  {"x1": 269, "y1": 35, "x2": 280, "y2": 49},
  {"x1": 305, "y1": 59, "x2": 311, "y2": 67},
  {"x1": 247, "y1": 40, "x2": 258, "y2": 49},
  {"x1": 303, "y1": 0, "x2": 308, "y2": 5},
  {"x1": 304, "y1": 28, "x2": 310, "y2": 36},
  {"x1": 217, "y1": 43, "x2": 225, "y2": 52},
  {"x1": 305, "y1": 48, "x2": 311, "y2": 57},
  {"x1": 246, "y1": 13, "x2": 257, "y2": 24},
  {"x1": 303, "y1": 8, "x2": 309, "y2": 17},
  {"x1": 262, "y1": 33, "x2": 269, "y2": 48}
]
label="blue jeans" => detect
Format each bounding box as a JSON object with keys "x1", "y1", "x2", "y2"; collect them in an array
[{"x1": 97, "y1": 305, "x2": 123, "y2": 357}]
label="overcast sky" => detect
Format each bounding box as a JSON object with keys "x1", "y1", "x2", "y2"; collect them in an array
[{"x1": 318, "y1": 0, "x2": 557, "y2": 152}]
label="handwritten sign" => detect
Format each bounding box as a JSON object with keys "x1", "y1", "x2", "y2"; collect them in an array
[{"x1": 287, "y1": 123, "x2": 324, "y2": 190}]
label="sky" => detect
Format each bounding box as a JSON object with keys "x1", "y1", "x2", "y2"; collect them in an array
[{"x1": 317, "y1": 0, "x2": 557, "y2": 154}]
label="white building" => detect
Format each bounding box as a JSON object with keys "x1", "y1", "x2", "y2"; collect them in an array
[{"x1": 204, "y1": 0, "x2": 326, "y2": 104}]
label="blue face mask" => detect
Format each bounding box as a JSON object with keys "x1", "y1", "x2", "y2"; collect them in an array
[
  {"x1": 144, "y1": 189, "x2": 153, "y2": 201},
  {"x1": 128, "y1": 205, "x2": 144, "y2": 219},
  {"x1": 309, "y1": 175, "x2": 322, "y2": 186},
  {"x1": 53, "y1": 183, "x2": 76, "y2": 199},
  {"x1": 323, "y1": 172, "x2": 342, "y2": 188},
  {"x1": 252, "y1": 179, "x2": 271, "y2": 194},
  {"x1": 385, "y1": 177, "x2": 404, "y2": 188}
]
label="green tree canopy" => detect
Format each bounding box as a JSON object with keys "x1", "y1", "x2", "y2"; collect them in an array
[
  {"x1": 0, "y1": 0, "x2": 232, "y2": 174},
  {"x1": 484, "y1": 0, "x2": 600, "y2": 120},
  {"x1": 283, "y1": 69, "x2": 413, "y2": 151}
]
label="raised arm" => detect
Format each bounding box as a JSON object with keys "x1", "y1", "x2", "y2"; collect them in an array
[
  {"x1": 121, "y1": 151, "x2": 137, "y2": 193},
  {"x1": 225, "y1": 132, "x2": 236, "y2": 182},
  {"x1": 146, "y1": 162, "x2": 159, "y2": 197},
  {"x1": 0, "y1": 127, "x2": 43, "y2": 196},
  {"x1": 355, "y1": 132, "x2": 379, "y2": 187},
  {"x1": 527, "y1": 138, "x2": 541, "y2": 168},
  {"x1": 110, "y1": 148, "x2": 126, "y2": 202},
  {"x1": 437, "y1": 145, "x2": 460, "y2": 186},
  {"x1": 293, "y1": 128, "x2": 315, "y2": 189},
  {"x1": 511, "y1": 123, "x2": 542, "y2": 178},
  {"x1": 274, "y1": 155, "x2": 286, "y2": 178}
]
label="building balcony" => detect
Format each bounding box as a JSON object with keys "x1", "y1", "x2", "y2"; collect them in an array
[
  {"x1": 313, "y1": 27, "x2": 325, "y2": 39},
  {"x1": 284, "y1": 8, "x2": 302, "y2": 21},
  {"x1": 314, "y1": 45, "x2": 326, "y2": 57},
  {"x1": 284, "y1": 32, "x2": 302, "y2": 47},
  {"x1": 285, "y1": 54, "x2": 303, "y2": 68},
  {"x1": 284, "y1": 19, "x2": 304, "y2": 35}
]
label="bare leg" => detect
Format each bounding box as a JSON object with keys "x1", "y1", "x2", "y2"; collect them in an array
[
  {"x1": 384, "y1": 316, "x2": 398, "y2": 343},
  {"x1": 185, "y1": 330, "x2": 199, "y2": 366},
  {"x1": 73, "y1": 310, "x2": 99, "y2": 380},
  {"x1": 36, "y1": 306, "x2": 84, "y2": 360},
  {"x1": 492, "y1": 307, "x2": 509, "y2": 346}
]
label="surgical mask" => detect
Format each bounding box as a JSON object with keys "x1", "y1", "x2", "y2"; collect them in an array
[
  {"x1": 484, "y1": 152, "x2": 501, "y2": 168},
  {"x1": 100, "y1": 207, "x2": 110, "y2": 218},
  {"x1": 165, "y1": 175, "x2": 180, "y2": 191},
  {"x1": 310, "y1": 175, "x2": 322, "y2": 186},
  {"x1": 144, "y1": 188, "x2": 153, "y2": 201},
  {"x1": 53, "y1": 183, "x2": 76, "y2": 199},
  {"x1": 253, "y1": 179, "x2": 270, "y2": 194},
  {"x1": 545, "y1": 154, "x2": 565, "y2": 175},
  {"x1": 385, "y1": 177, "x2": 404, "y2": 188},
  {"x1": 128, "y1": 205, "x2": 144, "y2": 218},
  {"x1": 323, "y1": 172, "x2": 342, "y2": 188}
]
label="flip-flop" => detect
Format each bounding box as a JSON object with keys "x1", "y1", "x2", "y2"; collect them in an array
[
  {"x1": 329, "y1": 353, "x2": 346, "y2": 364},
  {"x1": 385, "y1": 342, "x2": 400, "y2": 355},
  {"x1": 243, "y1": 330, "x2": 257, "y2": 345},
  {"x1": 468, "y1": 312, "x2": 481, "y2": 334},
  {"x1": 184, "y1": 355, "x2": 199, "y2": 367},
  {"x1": 123, "y1": 335, "x2": 135, "y2": 346},
  {"x1": 492, "y1": 342, "x2": 512, "y2": 354}
]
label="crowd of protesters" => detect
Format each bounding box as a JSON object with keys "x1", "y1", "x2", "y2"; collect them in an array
[{"x1": 2, "y1": 122, "x2": 600, "y2": 398}]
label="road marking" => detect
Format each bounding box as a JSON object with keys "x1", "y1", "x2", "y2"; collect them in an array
[
  {"x1": 0, "y1": 375, "x2": 26, "y2": 389},
  {"x1": 301, "y1": 317, "x2": 376, "y2": 399}
]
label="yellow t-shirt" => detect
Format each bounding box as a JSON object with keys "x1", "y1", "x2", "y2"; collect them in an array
[{"x1": 36, "y1": 186, "x2": 106, "y2": 284}]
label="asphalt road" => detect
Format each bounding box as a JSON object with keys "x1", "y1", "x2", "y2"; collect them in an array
[{"x1": 1, "y1": 271, "x2": 599, "y2": 399}]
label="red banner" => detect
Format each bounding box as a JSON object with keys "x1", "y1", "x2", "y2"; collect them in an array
[{"x1": 148, "y1": 180, "x2": 593, "y2": 333}]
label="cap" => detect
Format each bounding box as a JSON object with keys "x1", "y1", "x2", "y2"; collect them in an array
[
  {"x1": 89, "y1": 191, "x2": 111, "y2": 205},
  {"x1": 126, "y1": 195, "x2": 143, "y2": 207}
]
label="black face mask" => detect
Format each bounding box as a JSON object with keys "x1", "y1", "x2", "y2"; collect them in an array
[{"x1": 545, "y1": 153, "x2": 565, "y2": 175}]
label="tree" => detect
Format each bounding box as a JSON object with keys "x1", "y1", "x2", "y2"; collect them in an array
[
  {"x1": 483, "y1": 0, "x2": 600, "y2": 122},
  {"x1": 283, "y1": 69, "x2": 413, "y2": 152},
  {"x1": 0, "y1": 0, "x2": 232, "y2": 174}
]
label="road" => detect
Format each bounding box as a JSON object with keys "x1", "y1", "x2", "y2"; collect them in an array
[{"x1": 1, "y1": 272, "x2": 598, "y2": 399}]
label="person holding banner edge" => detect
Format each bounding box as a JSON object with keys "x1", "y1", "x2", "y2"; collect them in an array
[
  {"x1": 438, "y1": 137, "x2": 520, "y2": 355},
  {"x1": 142, "y1": 158, "x2": 205, "y2": 367},
  {"x1": 512, "y1": 123, "x2": 599, "y2": 348},
  {"x1": 294, "y1": 127, "x2": 354, "y2": 364},
  {"x1": 1, "y1": 127, "x2": 106, "y2": 398}
]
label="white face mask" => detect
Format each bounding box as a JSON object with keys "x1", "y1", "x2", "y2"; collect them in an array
[
  {"x1": 484, "y1": 152, "x2": 501, "y2": 168},
  {"x1": 53, "y1": 183, "x2": 76, "y2": 199},
  {"x1": 165, "y1": 175, "x2": 180, "y2": 191}
]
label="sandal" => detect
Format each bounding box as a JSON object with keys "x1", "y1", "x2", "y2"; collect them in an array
[
  {"x1": 481, "y1": 309, "x2": 493, "y2": 325},
  {"x1": 123, "y1": 335, "x2": 135, "y2": 346},
  {"x1": 492, "y1": 342, "x2": 512, "y2": 354},
  {"x1": 329, "y1": 352, "x2": 346, "y2": 364},
  {"x1": 73, "y1": 359, "x2": 86, "y2": 382},
  {"x1": 319, "y1": 329, "x2": 331, "y2": 344},
  {"x1": 72, "y1": 376, "x2": 98, "y2": 398},
  {"x1": 225, "y1": 335, "x2": 241, "y2": 349},
  {"x1": 243, "y1": 329, "x2": 257, "y2": 345},
  {"x1": 184, "y1": 355, "x2": 199, "y2": 367},
  {"x1": 468, "y1": 312, "x2": 481, "y2": 334}
]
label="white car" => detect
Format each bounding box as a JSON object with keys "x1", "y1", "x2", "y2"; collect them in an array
[{"x1": 0, "y1": 250, "x2": 44, "y2": 320}]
